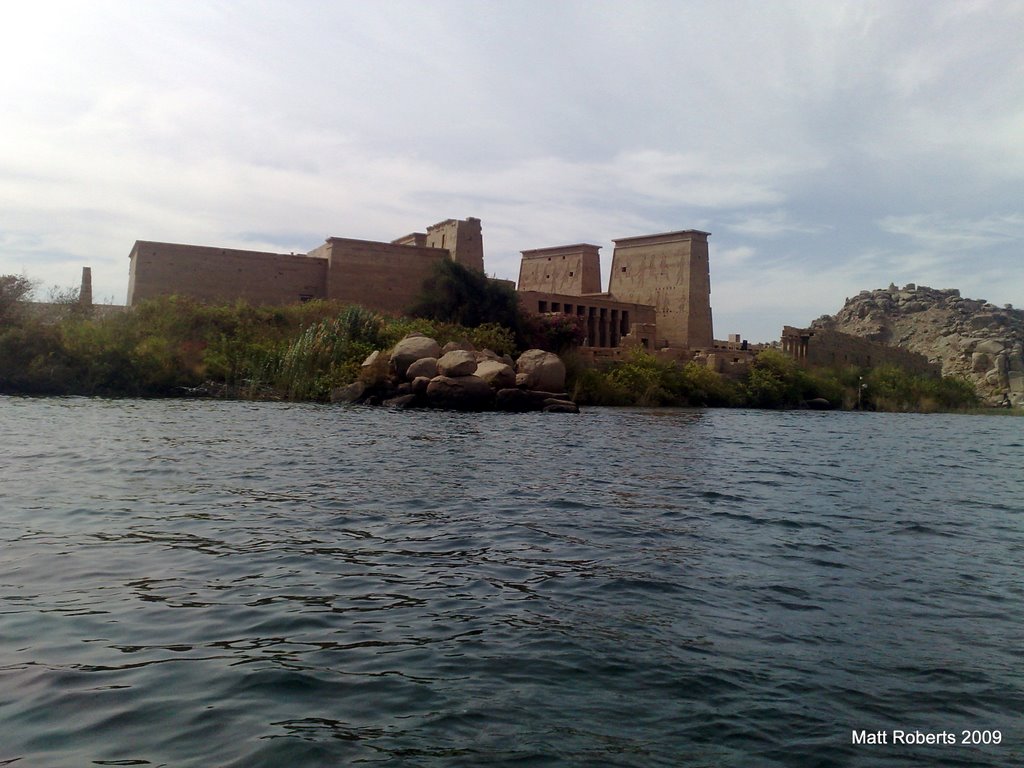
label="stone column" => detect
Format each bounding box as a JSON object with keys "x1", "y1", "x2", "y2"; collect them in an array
[{"x1": 79, "y1": 267, "x2": 93, "y2": 306}]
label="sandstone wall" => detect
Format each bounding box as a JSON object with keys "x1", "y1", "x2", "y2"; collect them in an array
[
  {"x1": 607, "y1": 230, "x2": 714, "y2": 349},
  {"x1": 127, "y1": 241, "x2": 328, "y2": 306},
  {"x1": 517, "y1": 244, "x2": 602, "y2": 296},
  {"x1": 322, "y1": 238, "x2": 449, "y2": 316}
]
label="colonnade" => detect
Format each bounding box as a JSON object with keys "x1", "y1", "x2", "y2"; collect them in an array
[{"x1": 537, "y1": 300, "x2": 631, "y2": 348}]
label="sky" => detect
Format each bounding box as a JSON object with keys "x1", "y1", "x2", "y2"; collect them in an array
[{"x1": 1, "y1": 0, "x2": 1022, "y2": 342}]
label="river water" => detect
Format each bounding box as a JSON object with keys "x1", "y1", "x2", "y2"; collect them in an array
[{"x1": 0, "y1": 397, "x2": 1021, "y2": 767}]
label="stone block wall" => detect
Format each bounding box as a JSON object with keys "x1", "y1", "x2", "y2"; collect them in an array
[
  {"x1": 319, "y1": 237, "x2": 450, "y2": 316},
  {"x1": 127, "y1": 241, "x2": 328, "y2": 306}
]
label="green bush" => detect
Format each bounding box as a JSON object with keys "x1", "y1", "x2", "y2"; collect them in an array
[
  {"x1": 520, "y1": 312, "x2": 586, "y2": 353},
  {"x1": 275, "y1": 306, "x2": 386, "y2": 400},
  {"x1": 569, "y1": 350, "x2": 741, "y2": 407},
  {"x1": 860, "y1": 364, "x2": 978, "y2": 412}
]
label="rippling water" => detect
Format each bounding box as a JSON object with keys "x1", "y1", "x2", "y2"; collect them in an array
[{"x1": 1, "y1": 397, "x2": 1021, "y2": 767}]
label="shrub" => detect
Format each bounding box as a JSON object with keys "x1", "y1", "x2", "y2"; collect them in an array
[
  {"x1": 520, "y1": 313, "x2": 586, "y2": 353},
  {"x1": 568, "y1": 351, "x2": 741, "y2": 407}
]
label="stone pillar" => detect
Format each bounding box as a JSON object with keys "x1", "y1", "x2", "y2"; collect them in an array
[{"x1": 79, "y1": 267, "x2": 93, "y2": 306}]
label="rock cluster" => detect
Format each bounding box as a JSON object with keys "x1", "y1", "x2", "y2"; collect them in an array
[
  {"x1": 811, "y1": 284, "x2": 1024, "y2": 406},
  {"x1": 331, "y1": 334, "x2": 579, "y2": 413}
]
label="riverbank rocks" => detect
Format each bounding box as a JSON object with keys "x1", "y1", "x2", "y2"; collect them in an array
[
  {"x1": 335, "y1": 334, "x2": 579, "y2": 413},
  {"x1": 390, "y1": 334, "x2": 442, "y2": 377},
  {"x1": 515, "y1": 349, "x2": 566, "y2": 393},
  {"x1": 475, "y1": 359, "x2": 516, "y2": 389},
  {"x1": 405, "y1": 356, "x2": 438, "y2": 380},
  {"x1": 437, "y1": 349, "x2": 478, "y2": 377},
  {"x1": 426, "y1": 375, "x2": 494, "y2": 410}
]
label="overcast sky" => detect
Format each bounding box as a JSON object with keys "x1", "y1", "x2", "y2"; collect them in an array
[{"x1": 2, "y1": 0, "x2": 1022, "y2": 341}]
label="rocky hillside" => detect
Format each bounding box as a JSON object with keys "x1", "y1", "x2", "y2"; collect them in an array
[{"x1": 811, "y1": 284, "x2": 1024, "y2": 406}]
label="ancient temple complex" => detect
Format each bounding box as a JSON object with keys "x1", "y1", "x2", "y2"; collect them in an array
[{"x1": 126, "y1": 217, "x2": 718, "y2": 353}]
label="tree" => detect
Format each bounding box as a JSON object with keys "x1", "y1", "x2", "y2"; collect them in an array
[
  {"x1": 0, "y1": 274, "x2": 35, "y2": 325},
  {"x1": 408, "y1": 259, "x2": 522, "y2": 331}
]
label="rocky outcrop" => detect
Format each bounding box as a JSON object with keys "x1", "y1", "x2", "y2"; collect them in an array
[
  {"x1": 811, "y1": 284, "x2": 1024, "y2": 406},
  {"x1": 331, "y1": 333, "x2": 579, "y2": 413}
]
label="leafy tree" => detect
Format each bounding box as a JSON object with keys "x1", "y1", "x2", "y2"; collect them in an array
[
  {"x1": 409, "y1": 259, "x2": 522, "y2": 332},
  {"x1": 0, "y1": 274, "x2": 35, "y2": 325},
  {"x1": 742, "y1": 349, "x2": 808, "y2": 407}
]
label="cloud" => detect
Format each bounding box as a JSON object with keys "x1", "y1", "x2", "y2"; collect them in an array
[
  {"x1": 0, "y1": 1, "x2": 1022, "y2": 323},
  {"x1": 727, "y1": 210, "x2": 831, "y2": 238},
  {"x1": 878, "y1": 213, "x2": 1024, "y2": 251}
]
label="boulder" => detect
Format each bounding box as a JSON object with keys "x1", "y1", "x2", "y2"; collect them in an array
[
  {"x1": 330, "y1": 381, "x2": 366, "y2": 404},
  {"x1": 442, "y1": 340, "x2": 476, "y2": 354},
  {"x1": 497, "y1": 387, "x2": 544, "y2": 411},
  {"x1": 425, "y1": 375, "x2": 494, "y2": 411},
  {"x1": 437, "y1": 349, "x2": 478, "y2": 377},
  {"x1": 383, "y1": 393, "x2": 419, "y2": 409},
  {"x1": 475, "y1": 349, "x2": 515, "y2": 367},
  {"x1": 361, "y1": 350, "x2": 381, "y2": 368},
  {"x1": 495, "y1": 388, "x2": 551, "y2": 412},
  {"x1": 804, "y1": 397, "x2": 833, "y2": 410},
  {"x1": 410, "y1": 376, "x2": 431, "y2": 396},
  {"x1": 405, "y1": 356, "x2": 438, "y2": 381},
  {"x1": 474, "y1": 359, "x2": 516, "y2": 389},
  {"x1": 976, "y1": 339, "x2": 1006, "y2": 356},
  {"x1": 516, "y1": 349, "x2": 566, "y2": 393},
  {"x1": 542, "y1": 398, "x2": 580, "y2": 414},
  {"x1": 391, "y1": 335, "x2": 441, "y2": 377}
]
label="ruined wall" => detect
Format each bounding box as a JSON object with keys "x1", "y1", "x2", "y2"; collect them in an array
[
  {"x1": 127, "y1": 241, "x2": 328, "y2": 307},
  {"x1": 781, "y1": 326, "x2": 938, "y2": 376},
  {"x1": 517, "y1": 244, "x2": 602, "y2": 296},
  {"x1": 607, "y1": 230, "x2": 714, "y2": 350},
  {"x1": 518, "y1": 290, "x2": 656, "y2": 349},
  {"x1": 321, "y1": 238, "x2": 449, "y2": 315},
  {"x1": 425, "y1": 217, "x2": 484, "y2": 273}
]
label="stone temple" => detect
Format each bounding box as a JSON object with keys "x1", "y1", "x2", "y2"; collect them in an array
[{"x1": 127, "y1": 217, "x2": 719, "y2": 354}]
